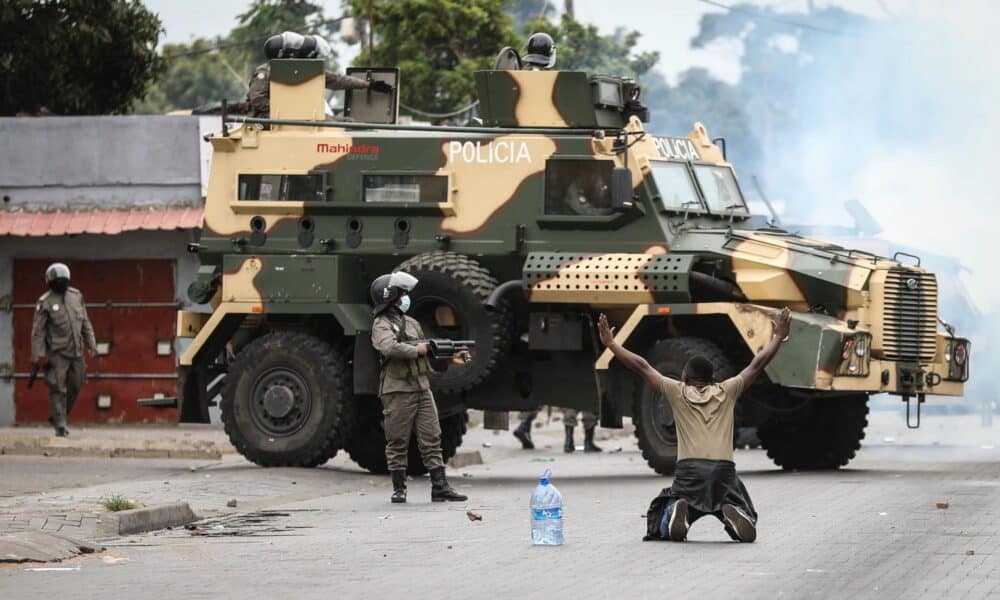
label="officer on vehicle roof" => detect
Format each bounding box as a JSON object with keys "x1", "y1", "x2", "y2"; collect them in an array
[
  {"x1": 247, "y1": 31, "x2": 394, "y2": 119},
  {"x1": 522, "y1": 32, "x2": 557, "y2": 70},
  {"x1": 370, "y1": 272, "x2": 470, "y2": 504},
  {"x1": 30, "y1": 263, "x2": 97, "y2": 437}
]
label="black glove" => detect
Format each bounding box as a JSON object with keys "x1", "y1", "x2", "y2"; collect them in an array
[{"x1": 369, "y1": 80, "x2": 393, "y2": 94}]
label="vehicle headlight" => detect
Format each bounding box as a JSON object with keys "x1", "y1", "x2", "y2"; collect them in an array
[
  {"x1": 954, "y1": 342, "x2": 968, "y2": 366},
  {"x1": 854, "y1": 336, "x2": 867, "y2": 357},
  {"x1": 944, "y1": 342, "x2": 952, "y2": 363},
  {"x1": 842, "y1": 338, "x2": 855, "y2": 360}
]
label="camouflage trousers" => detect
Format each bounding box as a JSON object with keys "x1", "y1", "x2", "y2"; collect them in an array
[
  {"x1": 381, "y1": 390, "x2": 444, "y2": 472},
  {"x1": 563, "y1": 408, "x2": 598, "y2": 429},
  {"x1": 45, "y1": 354, "x2": 86, "y2": 428}
]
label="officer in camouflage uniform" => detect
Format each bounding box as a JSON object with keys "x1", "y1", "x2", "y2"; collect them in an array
[
  {"x1": 30, "y1": 263, "x2": 97, "y2": 437},
  {"x1": 370, "y1": 272, "x2": 470, "y2": 504},
  {"x1": 248, "y1": 31, "x2": 393, "y2": 119}
]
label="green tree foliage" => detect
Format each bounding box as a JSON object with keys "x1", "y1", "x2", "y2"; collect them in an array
[
  {"x1": 136, "y1": 39, "x2": 247, "y2": 114},
  {"x1": 508, "y1": 0, "x2": 555, "y2": 32},
  {"x1": 228, "y1": 0, "x2": 335, "y2": 72},
  {"x1": 346, "y1": 0, "x2": 518, "y2": 116},
  {"x1": 138, "y1": 0, "x2": 339, "y2": 114},
  {"x1": 0, "y1": 0, "x2": 165, "y2": 115}
]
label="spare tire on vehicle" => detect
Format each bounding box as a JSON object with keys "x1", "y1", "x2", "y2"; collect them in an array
[{"x1": 395, "y1": 251, "x2": 510, "y2": 394}]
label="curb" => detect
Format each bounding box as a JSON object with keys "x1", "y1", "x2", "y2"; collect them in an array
[
  {"x1": 0, "y1": 531, "x2": 104, "y2": 563},
  {"x1": 98, "y1": 502, "x2": 198, "y2": 538},
  {"x1": 0, "y1": 438, "x2": 224, "y2": 460}
]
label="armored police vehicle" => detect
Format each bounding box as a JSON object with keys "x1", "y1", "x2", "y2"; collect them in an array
[{"x1": 176, "y1": 54, "x2": 970, "y2": 475}]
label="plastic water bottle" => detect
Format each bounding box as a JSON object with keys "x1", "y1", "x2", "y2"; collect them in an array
[{"x1": 530, "y1": 468, "x2": 564, "y2": 545}]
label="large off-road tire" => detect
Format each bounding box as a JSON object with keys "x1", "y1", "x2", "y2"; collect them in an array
[
  {"x1": 221, "y1": 331, "x2": 349, "y2": 467},
  {"x1": 345, "y1": 397, "x2": 467, "y2": 476},
  {"x1": 633, "y1": 337, "x2": 737, "y2": 476},
  {"x1": 396, "y1": 251, "x2": 510, "y2": 394},
  {"x1": 758, "y1": 393, "x2": 869, "y2": 470}
]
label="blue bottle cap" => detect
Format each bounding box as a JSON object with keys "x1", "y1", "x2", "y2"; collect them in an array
[{"x1": 539, "y1": 468, "x2": 552, "y2": 485}]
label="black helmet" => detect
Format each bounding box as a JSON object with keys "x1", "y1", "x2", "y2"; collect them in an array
[
  {"x1": 370, "y1": 271, "x2": 419, "y2": 315},
  {"x1": 523, "y1": 32, "x2": 556, "y2": 69},
  {"x1": 44, "y1": 262, "x2": 70, "y2": 283},
  {"x1": 263, "y1": 31, "x2": 328, "y2": 60}
]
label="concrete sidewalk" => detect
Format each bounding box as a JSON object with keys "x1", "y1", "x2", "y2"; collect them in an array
[{"x1": 0, "y1": 425, "x2": 233, "y2": 460}]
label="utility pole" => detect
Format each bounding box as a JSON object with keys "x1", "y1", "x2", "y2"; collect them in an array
[
  {"x1": 367, "y1": 0, "x2": 374, "y2": 68},
  {"x1": 564, "y1": 0, "x2": 574, "y2": 18}
]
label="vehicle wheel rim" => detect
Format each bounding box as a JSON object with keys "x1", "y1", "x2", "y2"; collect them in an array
[{"x1": 250, "y1": 367, "x2": 313, "y2": 437}]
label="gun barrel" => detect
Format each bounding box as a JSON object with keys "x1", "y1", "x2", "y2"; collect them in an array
[{"x1": 27, "y1": 362, "x2": 41, "y2": 389}]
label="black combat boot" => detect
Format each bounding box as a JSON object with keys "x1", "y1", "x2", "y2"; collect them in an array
[
  {"x1": 390, "y1": 470, "x2": 407, "y2": 504},
  {"x1": 430, "y1": 467, "x2": 467, "y2": 502},
  {"x1": 584, "y1": 426, "x2": 603, "y2": 453},
  {"x1": 513, "y1": 418, "x2": 534, "y2": 450},
  {"x1": 564, "y1": 426, "x2": 575, "y2": 453}
]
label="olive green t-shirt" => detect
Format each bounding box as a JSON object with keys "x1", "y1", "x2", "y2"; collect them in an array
[{"x1": 659, "y1": 375, "x2": 745, "y2": 462}]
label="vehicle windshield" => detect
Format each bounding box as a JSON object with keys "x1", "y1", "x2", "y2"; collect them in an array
[
  {"x1": 649, "y1": 161, "x2": 703, "y2": 211},
  {"x1": 692, "y1": 165, "x2": 748, "y2": 215}
]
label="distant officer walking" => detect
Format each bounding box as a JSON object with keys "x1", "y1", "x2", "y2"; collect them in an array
[
  {"x1": 247, "y1": 31, "x2": 393, "y2": 119},
  {"x1": 30, "y1": 263, "x2": 97, "y2": 437},
  {"x1": 370, "y1": 271, "x2": 469, "y2": 504}
]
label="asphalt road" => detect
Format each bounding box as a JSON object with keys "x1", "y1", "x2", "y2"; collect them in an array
[{"x1": 2, "y1": 411, "x2": 1000, "y2": 599}]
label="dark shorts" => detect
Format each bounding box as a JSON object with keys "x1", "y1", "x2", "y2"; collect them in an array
[{"x1": 643, "y1": 458, "x2": 757, "y2": 541}]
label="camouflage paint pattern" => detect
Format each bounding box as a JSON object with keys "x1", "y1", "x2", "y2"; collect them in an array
[{"x1": 178, "y1": 59, "x2": 968, "y2": 403}]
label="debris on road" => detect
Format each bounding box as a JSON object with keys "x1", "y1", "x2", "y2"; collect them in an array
[
  {"x1": 936, "y1": 502, "x2": 950, "y2": 509},
  {"x1": 227, "y1": 499, "x2": 238, "y2": 508},
  {"x1": 466, "y1": 511, "x2": 483, "y2": 522},
  {"x1": 101, "y1": 556, "x2": 129, "y2": 566}
]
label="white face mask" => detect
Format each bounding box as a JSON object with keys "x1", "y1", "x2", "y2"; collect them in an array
[{"x1": 398, "y1": 295, "x2": 411, "y2": 313}]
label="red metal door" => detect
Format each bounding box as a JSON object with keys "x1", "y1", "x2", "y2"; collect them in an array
[{"x1": 12, "y1": 259, "x2": 179, "y2": 423}]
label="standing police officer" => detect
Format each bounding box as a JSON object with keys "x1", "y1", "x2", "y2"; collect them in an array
[
  {"x1": 30, "y1": 263, "x2": 97, "y2": 437},
  {"x1": 370, "y1": 272, "x2": 469, "y2": 504}
]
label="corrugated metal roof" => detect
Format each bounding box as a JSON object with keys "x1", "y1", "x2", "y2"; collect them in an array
[{"x1": 0, "y1": 207, "x2": 203, "y2": 237}]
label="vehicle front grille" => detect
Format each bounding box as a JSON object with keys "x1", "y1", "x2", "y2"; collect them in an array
[{"x1": 881, "y1": 270, "x2": 938, "y2": 362}]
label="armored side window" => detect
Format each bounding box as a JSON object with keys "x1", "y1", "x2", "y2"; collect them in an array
[
  {"x1": 238, "y1": 174, "x2": 325, "y2": 202},
  {"x1": 363, "y1": 175, "x2": 447, "y2": 203},
  {"x1": 544, "y1": 159, "x2": 614, "y2": 216}
]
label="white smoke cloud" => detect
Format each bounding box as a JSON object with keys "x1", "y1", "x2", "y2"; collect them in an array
[{"x1": 762, "y1": 2, "x2": 1000, "y2": 312}]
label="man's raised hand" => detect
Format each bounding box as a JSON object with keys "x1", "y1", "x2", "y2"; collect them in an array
[
  {"x1": 597, "y1": 313, "x2": 616, "y2": 347},
  {"x1": 772, "y1": 307, "x2": 792, "y2": 342}
]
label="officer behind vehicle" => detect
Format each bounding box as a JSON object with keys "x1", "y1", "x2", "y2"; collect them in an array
[
  {"x1": 30, "y1": 263, "x2": 97, "y2": 437},
  {"x1": 248, "y1": 31, "x2": 394, "y2": 119},
  {"x1": 370, "y1": 272, "x2": 470, "y2": 504},
  {"x1": 563, "y1": 408, "x2": 603, "y2": 453}
]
